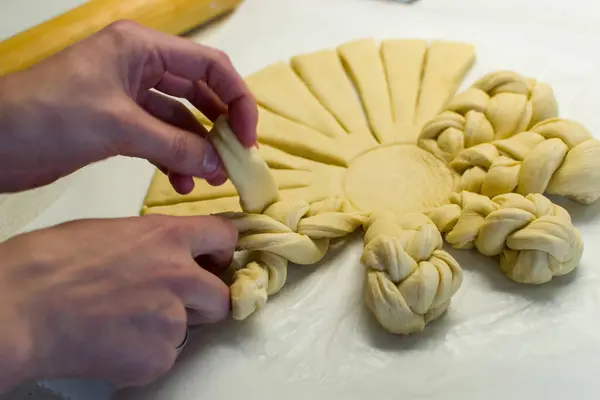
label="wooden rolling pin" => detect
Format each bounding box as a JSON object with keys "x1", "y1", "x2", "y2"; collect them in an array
[{"x1": 0, "y1": 0, "x2": 242, "y2": 76}]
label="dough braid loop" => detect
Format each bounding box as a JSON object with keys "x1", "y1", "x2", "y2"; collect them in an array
[
  {"x1": 418, "y1": 70, "x2": 559, "y2": 163},
  {"x1": 220, "y1": 197, "x2": 368, "y2": 320},
  {"x1": 426, "y1": 191, "x2": 584, "y2": 284},
  {"x1": 361, "y1": 212, "x2": 463, "y2": 334},
  {"x1": 418, "y1": 71, "x2": 600, "y2": 204}
]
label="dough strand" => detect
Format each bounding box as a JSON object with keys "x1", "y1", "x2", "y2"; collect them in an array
[
  {"x1": 220, "y1": 197, "x2": 367, "y2": 320},
  {"x1": 140, "y1": 38, "x2": 596, "y2": 336},
  {"x1": 361, "y1": 211, "x2": 463, "y2": 334},
  {"x1": 426, "y1": 191, "x2": 583, "y2": 284}
]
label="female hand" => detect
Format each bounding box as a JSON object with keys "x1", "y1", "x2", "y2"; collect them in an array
[{"x1": 0, "y1": 19, "x2": 257, "y2": 194}]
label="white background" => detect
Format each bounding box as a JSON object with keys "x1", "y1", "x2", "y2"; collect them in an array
[{"x1": 3, "y1": 0, "x2": 600, "y2": 399}]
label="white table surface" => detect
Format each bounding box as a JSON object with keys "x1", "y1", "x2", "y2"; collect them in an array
[{"x1": 3, "y1": 0, "x2": 600, "y2": 399}]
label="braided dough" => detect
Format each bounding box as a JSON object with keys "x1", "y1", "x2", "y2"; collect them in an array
[
  {"x1": 419, "y1": 71, "x2": 600, "y2": 204},
  {"x1": 140, "y1": 38, "x2": 596, "y2": 335},
  {"x1": 362, "y1": 212, "x2": 462, "y2": 334},
  {"x1": 427, "y1": 191, "x2": 583, "y2": 284},
  {"x1": 222, "y1": 198, "x2": 367, "y2": 319}
]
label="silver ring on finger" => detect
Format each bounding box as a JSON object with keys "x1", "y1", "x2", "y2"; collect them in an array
[{"x1": 175, "y1": 327, "x2": 189, "y2": 355}]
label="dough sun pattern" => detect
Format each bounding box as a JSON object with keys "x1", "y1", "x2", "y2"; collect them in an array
[{"x1": 141, "y1": 38, "x2": 599, "y2": 335}]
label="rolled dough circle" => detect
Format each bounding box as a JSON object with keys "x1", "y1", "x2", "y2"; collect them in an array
[{"x1": 344, "y1": 144, "x2": 455, "y2": 216}]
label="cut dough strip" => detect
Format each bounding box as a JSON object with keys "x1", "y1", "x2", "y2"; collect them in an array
[
  {"x1": 381, "y1": 39, "x2": 427, "y2": 142},
  {"x1": 291, "y1": 49, "x2": 372, "y2": 138},
  {"x1": 245, "y1": 62, "x2": 347, "y2": 139},
  {"x1": 256, "y1": 107, "x2": 351, "y2": 166},
  {"x1": 257, "y1": 143, "x2": 324, "y2": 171},
  {"x1": 143, "y1": 165, "x2": 307, "y2": 208},
  {"x1": 338, "y1": 38, "x2": 396, "y2": 144},
  {"x1": 208, "y1": 115, "x2": 280, "y2": 214},
  {"x1": 414, "y1": 41, "x2": 476, "y2": 129}
]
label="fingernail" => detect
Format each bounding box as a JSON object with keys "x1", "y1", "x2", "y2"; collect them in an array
[{"x1": 202, "y1": 144, "x2": 220, "y2": 176}]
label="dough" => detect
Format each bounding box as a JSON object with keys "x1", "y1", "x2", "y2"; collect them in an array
[
  {"x1": 419, "y1": 71, "x2": 600, "y2": 204},
  {"x1": 343, "y1": 144, "x2": 456, "y2": 215},
  {"x1": 140, "y1": 37, "x2": 595, "y2": 334},
  {"x1": 208, "y1": 115, "x2": 280, "y2": 214},
  {"x1": 290, "y1": 49, "x2": 372, "y2": 138},
  {"x1": 426, "y1": 191, "x2": 583, "y2": 284},
  {"x1": 419, "y1": 70, "x2": 560, "y2": 162},
  {"x1": 220, "y1": 197, "x2": 367, "y2": 320},
  {"x1": 362, "y1": 212, "x2": 463, "y2": 334},
  {"x1": 245, "y1": 62, "x2": 347, "y2": 138},
  {"x1": 414, "y1": 41, "x2": 476, "y2": 128},
  {"x1": 338, "y1": 38, "x2": 396, "y2": 143},
  {"x1": 143, "y1": 39, "x2": 477, "y2": 219}
]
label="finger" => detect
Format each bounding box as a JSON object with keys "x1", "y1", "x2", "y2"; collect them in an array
[
  {"x1": 129, "y1": 91, "x2": 225, "y2": 182},
  {"x1": 194, "y1": 253, "x2": 232, "y2": 277},
  {"x1": 155, "y1": 72, "x2": 227, "y2": 122},
  {"x1": 151, "y1": 163, "x2": 194, "y2": 194},
  {"x1": 171, "y1": 264, "x2": 230, "y2": 323},
  {"x1": 186, "y1": 308, "x2": 220, "y2": 325},
  {"x1": 179, "y1": 214, "x2": 238, "y2": 259},
  {"x1": 168, "y1": 171, "x2": 195, "y2": 195},
  {"x1": 120, "y1": 22, "x2": 258, "y2": 147}
]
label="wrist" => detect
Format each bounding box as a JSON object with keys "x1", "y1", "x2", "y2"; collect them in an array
[
  {"x1": 0, "y1": 73, "x2": 34, "y2": 193},
  {"x1": 0, "y1": 247, "x2": 36, "y2": 392},
  {"x1": 0, "y1": 72, "x2": 70, "y2": 193}
]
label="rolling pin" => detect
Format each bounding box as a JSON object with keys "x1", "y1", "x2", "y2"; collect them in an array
[{"x1": 0, "y1": 0, "x2": 242, "y2": 76}]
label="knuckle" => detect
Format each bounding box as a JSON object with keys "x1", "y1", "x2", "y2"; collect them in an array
[
  {"x1": 213, "y1": 48, "x2": 231, "y2": 64},
  {"x1": 159, "y1": 300, "x2": 188, "y2": 341},
  {"x1": 160, "y1": 219, "x2": 190, "y2": 246},
  {"x1": 203, "y1": 287, "x2": 230, "y2": 323},
  {"x1": 104, "y1": 19, "x2": 140, "y2": 37},
  {"x1": 211, "y1": 215, "x2": 239, "y2": 245}
]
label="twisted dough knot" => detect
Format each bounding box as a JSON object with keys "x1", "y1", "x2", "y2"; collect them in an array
[
  {"x1": 449, "y1": 119, "x2": 600, "y2": 204},
  {"x1": 361, "y1": 212, "x2": 463, "y2": 334},
  {"x1": 418, "y1": 70, "x2": 559, "y2": 163},
  {"x1": 426, "y1": 191, "x2": 583, "y2": 284},
  {"x1": 220, "y1": 197, "x2": 368, "y2": 320}
]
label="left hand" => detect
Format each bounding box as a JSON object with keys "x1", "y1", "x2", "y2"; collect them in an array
[{"x1": 0, "y1": 20, "x2": 258, "y2": 194}]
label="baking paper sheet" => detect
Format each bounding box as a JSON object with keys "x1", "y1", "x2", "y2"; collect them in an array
[{"x1": 23, "y1": 0, "x2": 600, "y2": 398}]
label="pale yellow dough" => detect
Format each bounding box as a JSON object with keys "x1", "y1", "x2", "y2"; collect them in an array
[
  {"x1": 426, "y1": 191, "x2": 583, "y2": 284},
  {"x1": 208, "y1": 116, "x2": 280, "y2": 214},
  {"x1": 143, "y1": 38, "x2": 477, "y2": 219},
  {"x1": 223, "y1": 197, "x2": 367, "y2": 320},
  {"x1": 343, "y1": 144, "x2": 456, "y2": 215},
  {"x1": 362, "y1": 212, "x2": 463, "y2": 334},
  {"x1": 140, "y1": 37, "x2": 596, "y2": 335}
]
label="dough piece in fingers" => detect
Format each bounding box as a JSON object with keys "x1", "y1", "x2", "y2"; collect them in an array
[{"x1": 208, "y1": 115, "x2": 280, "y2": 214}]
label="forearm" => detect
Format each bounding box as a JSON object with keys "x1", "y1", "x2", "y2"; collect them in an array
[
  {"x1": 0, "y1": 71, "x2": 81, "y2": 194},
  {"x1": 0, "y1": 299, "x2": 33, "y2": 393},
  {"x1": 0, "y1": 72, "x2": 36, "y2": 193}
]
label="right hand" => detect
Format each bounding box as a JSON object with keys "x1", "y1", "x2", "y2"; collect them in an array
[
  {"x1": 0, "y1": 214, "x2": 237, "y2": 390},
  {"x1": 0, "y1": 20, "x2": 257, "y2": 195}
]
